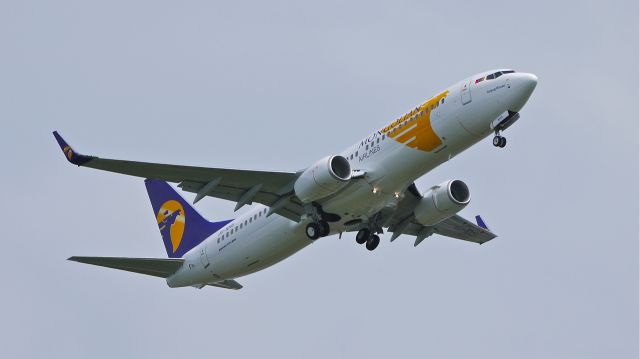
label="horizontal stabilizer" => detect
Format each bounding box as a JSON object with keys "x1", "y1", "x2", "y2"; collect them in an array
[
  {"x1": 208, "y1": 279, "x2": 243, "y2": 290},
  {"x1": 68, "y1": 256, "x2": 184, "y2": 278}
]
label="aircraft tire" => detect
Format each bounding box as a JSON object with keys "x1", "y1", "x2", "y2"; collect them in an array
[
  {"x1": 319, "y1": 220, "x2": 330, "y2": 237},
  {"x1": 356, "y1": 229, "x2": 370, "y2": 244},
  {"x1": 366, "y1": 235, "x2": 380, "y2": 251},
  {"x1": 306, "y1": 223, "x2": 321, "y2": 240}
]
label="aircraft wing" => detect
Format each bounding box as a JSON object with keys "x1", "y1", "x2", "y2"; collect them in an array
[
  {"x1": 384, "y1": 183, "x2": 497, "y2": 246},
  {"x1": 53, "y1": 131, "x2": 305, "y2": 221},
  {"x1": 389, "y1": 215, "x2": 497, "y2": 246}
]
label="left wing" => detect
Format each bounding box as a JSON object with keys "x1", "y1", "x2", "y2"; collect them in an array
[{"x1": 53, "y1": 131, "x2": 304, "y2": 221}]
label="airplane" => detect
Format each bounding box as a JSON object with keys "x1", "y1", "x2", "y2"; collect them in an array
[{"x1": 54, "y1": 69, "x2": 537, "y2": 290}]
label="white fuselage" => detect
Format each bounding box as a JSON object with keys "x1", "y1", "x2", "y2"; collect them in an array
[{"x1": 167, "y1": 70, "x2": 537, "y2": 288}]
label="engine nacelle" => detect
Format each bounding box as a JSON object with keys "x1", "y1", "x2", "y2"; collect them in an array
[
  {"x1": 294, "y1": 155, "x2": 352, "y2": 203},
  {"x1": 414, "y1": 179, "x2": 470, "y2": 226}
]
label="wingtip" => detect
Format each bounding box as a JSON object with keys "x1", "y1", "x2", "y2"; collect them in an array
[
  {"x1": 475, "y1": 215, "x2": 489, "y2": 230},
  {"x1": 52, "y1": 131, "x2": 93, "y2": 166}
]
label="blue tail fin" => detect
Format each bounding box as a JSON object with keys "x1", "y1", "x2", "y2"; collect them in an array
[{"x1": 144, "y1": 179, "x2": 232, "y2": 258}]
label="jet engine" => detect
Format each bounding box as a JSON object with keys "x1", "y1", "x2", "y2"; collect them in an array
[
  {"x1": 294, "y1": 155, "x2": 352, "y2": 203},
  {"x1": 414, "y1": 179, "x2": 470, "y2": 225}
]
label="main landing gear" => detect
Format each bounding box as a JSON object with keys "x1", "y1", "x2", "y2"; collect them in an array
[
  {"x1": 305, "y1": 220, "x2": 330, "y2": 240},
  {"x1": 355, "y1": 228, "x2": 380, "y2": 251},
  {"x1": 493, "y1": 133, "x2": 507, "y2": 148}
]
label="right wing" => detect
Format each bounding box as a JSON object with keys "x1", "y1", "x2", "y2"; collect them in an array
[
  {"x1": 388, "y1": 215, "x2": 497, "y2": 246},
  {"x1": 384, "y1": 183, "x2": 497, "y2": 246},
  {"x1": 53, "y1": 131, "x2": 304, "y2": 221}
]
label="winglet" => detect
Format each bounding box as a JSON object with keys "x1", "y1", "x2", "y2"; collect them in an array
[
  {"x1": 475, "y1": 215, "x2": 489, "y2": 230},
  {"x1": 52, "y1": 131, "x2": 94, "y2": 166}
]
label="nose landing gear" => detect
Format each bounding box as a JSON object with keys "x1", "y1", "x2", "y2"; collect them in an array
[{"x1": 492, "y1": 134, "x2": 507, "y2": 148}]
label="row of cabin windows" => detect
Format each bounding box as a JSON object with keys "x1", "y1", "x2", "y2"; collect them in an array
[
  {"x1": 347, "y1": 98, "x2": 446, "y2": 157},
  {"x1": 217, "y1": 208, "x2": 269, "y2": 243}
]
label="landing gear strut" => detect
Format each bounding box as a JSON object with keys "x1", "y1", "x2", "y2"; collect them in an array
[{"x1": 493, "y1": 133, "x2": 507, "y2": 148}]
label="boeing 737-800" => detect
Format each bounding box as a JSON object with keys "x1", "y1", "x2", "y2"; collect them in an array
[{"x1": 55, "y1": 69, "x2": 537, "y2": 290}]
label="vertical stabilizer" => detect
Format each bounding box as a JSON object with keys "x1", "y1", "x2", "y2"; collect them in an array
[{"x1": 145, "y1": 179, "x2": 232, "y2": 258}]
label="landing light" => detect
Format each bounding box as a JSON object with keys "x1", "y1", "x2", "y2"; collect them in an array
[
  {"x1": 394, "y1": 192, "x2": 400, "y2": 198},
  {"x1": 372, "y1": 188, "x2": 379, "y2": 194}
]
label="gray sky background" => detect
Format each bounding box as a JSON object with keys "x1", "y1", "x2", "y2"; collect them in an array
[{"x1": 1, "y1": 1, "x2": 637, "y2": 358}]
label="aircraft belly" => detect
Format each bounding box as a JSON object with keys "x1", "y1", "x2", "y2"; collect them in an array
[{"x1": 213, "y1": 217, "x2": 310, "y2": 279}]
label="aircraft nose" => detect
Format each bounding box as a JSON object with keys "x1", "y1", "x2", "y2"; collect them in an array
[
  {"x1": 521, "y1": 72, "x2": 538, "y2": 94},
  {"x1": 508, "y1": 72, "x2": 538, "y2": 112}
]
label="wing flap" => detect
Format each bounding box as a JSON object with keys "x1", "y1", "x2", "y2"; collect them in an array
[{"x1": 68, "y1": 256, "x2": 184, "y2": 278}]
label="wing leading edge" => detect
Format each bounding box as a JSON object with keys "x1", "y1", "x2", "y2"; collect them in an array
[{"x1": 53, "y1": 131, "x2": 304, "y2": 221}]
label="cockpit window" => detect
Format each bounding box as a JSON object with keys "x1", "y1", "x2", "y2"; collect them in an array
[{"x1": 479, "y1": 70, "x2": 515, "y2": 83}]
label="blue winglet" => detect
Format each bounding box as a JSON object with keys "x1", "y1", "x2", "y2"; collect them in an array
[
  {"x1": 52, "y1": 131, "x2": 94, "y2": 166},
  {"x1": 475, "y1": 215, "x2": 489, "y2": 230}
]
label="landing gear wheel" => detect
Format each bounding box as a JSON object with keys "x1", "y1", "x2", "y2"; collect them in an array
[
  {"x1": 305, "y1": 223, "x2": 320, "y2": 240},
  {"x1": 366, "y1": 235, "x2": 380, "y2": 251},
  {"x1": 356, "y1": 229, "x2": 370, "y2": 244},
  {"x1": 319, "y1": 220, "x2": 330, "y2": 237},
  {"x1": 493, "y1": 135, "x2": 507, "y2": 148}
]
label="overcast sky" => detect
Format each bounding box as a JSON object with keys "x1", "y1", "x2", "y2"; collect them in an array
[{"x1": 1, "y1": 1, "x2": 637, "y2": 358}]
